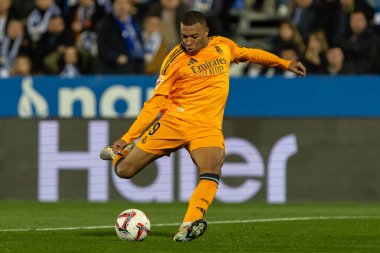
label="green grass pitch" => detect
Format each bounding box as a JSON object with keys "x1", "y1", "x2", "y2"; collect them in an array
[{"x1": 0, "y1": 202, "x2": 380, "y2": 253}]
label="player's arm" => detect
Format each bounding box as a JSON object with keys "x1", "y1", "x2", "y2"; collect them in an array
[
  {"x1": 248, "y1": 49, "x2": 306, "y2": 77},
  {"x1": 112, "y1": 46, "x2": 181, "y2": 154},
  {"x1": 112, "y1": 94, "x2": 166, "y2": 154},
  {"x1": 226, "y1": 38, "x2": 306, "y2": 77}
]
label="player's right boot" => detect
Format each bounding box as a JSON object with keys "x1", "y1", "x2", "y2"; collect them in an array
[
  {"x1": 99, "y1": 143, "x2": 134, "y2": 160},
  {"x1": 173, "y1": 219, "x2": 207, "y2": 242}
]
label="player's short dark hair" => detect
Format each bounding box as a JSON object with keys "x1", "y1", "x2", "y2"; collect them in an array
[{"x1": 181, "y1": 11, "x2": 207, "y2": 27}]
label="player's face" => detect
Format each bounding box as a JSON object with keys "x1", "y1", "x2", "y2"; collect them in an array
[{"x1": 181, "y1": 22, "x2": 209, "y2": 55}]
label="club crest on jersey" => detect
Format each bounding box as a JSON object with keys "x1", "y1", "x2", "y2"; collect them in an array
[
  {"x1": 215, "y1": 46, "x2": 223, "y2": 54},
  {"x1": 188, "y1": 58, "x2": 198, "y2": 66}
]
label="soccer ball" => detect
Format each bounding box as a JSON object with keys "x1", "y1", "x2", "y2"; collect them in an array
[{"x1": 115, "y1": 209, "x2": 151, "y2": 241}]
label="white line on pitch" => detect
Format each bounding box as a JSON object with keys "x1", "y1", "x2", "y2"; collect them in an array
[{"x1": 1, "y1": 216, "x2": 379, "y2": 232}]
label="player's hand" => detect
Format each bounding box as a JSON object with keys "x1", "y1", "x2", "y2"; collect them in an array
[
  {"x1": 112, "y1": 139, "x2": 129, "y2": 155},
  {"x1": 288, "y1": 61, "x2": 306, "y2": 77}
]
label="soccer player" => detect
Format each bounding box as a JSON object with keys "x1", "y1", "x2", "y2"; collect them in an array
[{"x1": 100, "y1": 10, "x2": 306, "y2": 242}]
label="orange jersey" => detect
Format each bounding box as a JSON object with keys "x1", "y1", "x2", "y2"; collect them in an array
[
  {"x1": 154, "y1": 36, "x2": 290, "y2": 129},
  {"x1": 121, "y1": 36, "x2": 290, "y2": 143}
]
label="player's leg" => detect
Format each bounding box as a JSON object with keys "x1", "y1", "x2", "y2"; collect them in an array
[
  {"x1": 184, "y1": 146, "x2": 224, "y2": 219},
  {"x1": 174, "y1": 125, "x2": 225, "y2": 241},
  {"x1": 113, "y1": 118, "x2": 185, "y2": 179},
  {"x1": 173, "y1": 146, "x2": 225, "y2": 242},
  {"x1": 114, "y1": 146, "x2": 162, "y2": 178},
  {"x1": 100, "y1": 143, "x2": 160, "y2": 178}
]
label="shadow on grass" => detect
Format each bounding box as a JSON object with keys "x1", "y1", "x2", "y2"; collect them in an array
[
  {"x1": 81, "y1": 230, "x2": 115, "y2": 237},
  {"x1": 80, "y1": 230, "x2": 173, "y2": 240},
  {"x1": 150, "y1": 230, "x2": 173, "y2": 238}
]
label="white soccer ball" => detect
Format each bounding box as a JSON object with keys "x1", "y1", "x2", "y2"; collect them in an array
[{"x1": 115, "y1": 209, "x2": 151, "y2": 241}]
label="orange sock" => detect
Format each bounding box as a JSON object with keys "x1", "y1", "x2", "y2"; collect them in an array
[
  {"x1": 112, "y1": 148, "x2": 131, "y2": 174},
  {"x1": 112, "y1": 154, "x2": 124, "y2": 174},
  {"x1": 183, "y1": 173, "x2": 220, "y2": 223}
]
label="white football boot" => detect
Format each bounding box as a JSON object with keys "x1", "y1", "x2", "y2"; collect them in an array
[
  {"x1": 173, "y1": 219, "x2": 207, "y2": 242},
  {"x1": 99, "y1": 143, "x2": 134, "y2": 160}
]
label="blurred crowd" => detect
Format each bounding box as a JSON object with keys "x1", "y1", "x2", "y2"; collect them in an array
[
  {"x1": 232, "y1": 0, "x2": 380, "y2": 77},
  {"x1": 0, "y1": 0, "x2": 379, "y2": 78}
]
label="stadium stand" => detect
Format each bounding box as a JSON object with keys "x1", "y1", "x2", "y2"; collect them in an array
[{"x1": 0, "y1": 0, "x2": 379, "y2": 76}]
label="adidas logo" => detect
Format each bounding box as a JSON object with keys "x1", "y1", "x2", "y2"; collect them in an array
[
  {"x1": 196, "y1": 207, "x2": 206, "y2": 215},
  {"x1": 188, "y1": 58, "x2": 198, "y2": 66},
  {"x1": 201, "y1": 198, "x2": 210, "y2": 205}
]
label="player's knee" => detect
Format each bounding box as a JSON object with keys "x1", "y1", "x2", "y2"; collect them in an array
[
  {"x1": 115, "y1": 161, "x2": 137, "y2": 179},
  {"x1": 199, "y1": 158, "x2": 224, "y2": 176},
  {"x1": 211, "y1": 156, "x2": 225, "y2": 172},
  {"x1": 115, "y1": 169, "x2": 134, "y2": 179},
  {"x1": 205, "y1": 167, "x2": 222, "y2": 176}
]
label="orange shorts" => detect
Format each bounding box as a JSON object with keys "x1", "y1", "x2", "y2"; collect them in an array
[{"x1": 136, "y1": 115, "x2": 224, "y2": 156}]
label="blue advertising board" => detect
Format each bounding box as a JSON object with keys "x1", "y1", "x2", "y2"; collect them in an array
[{"x1": 0, "y1": 75, "x2": 379, "y2": 118}]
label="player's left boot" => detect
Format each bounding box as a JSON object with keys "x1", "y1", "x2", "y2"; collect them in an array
[
  {"x1": 99, "y1": 143, "x2": 134, "y2": 160},
  {"x1": 173, "y1": 219, "x2": 207, "y2": 242}
]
